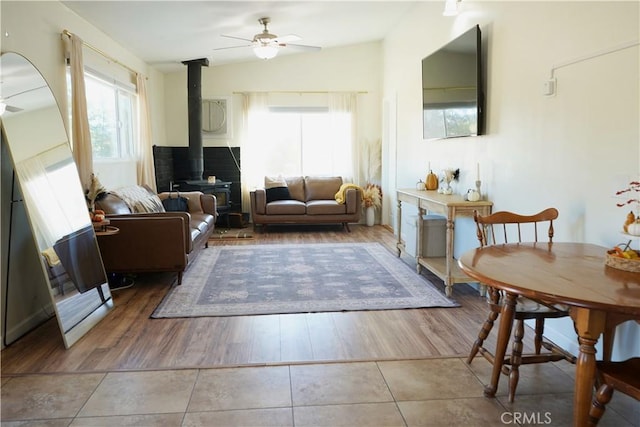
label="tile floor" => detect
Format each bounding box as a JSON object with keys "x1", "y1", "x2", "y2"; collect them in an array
[{"x1": 1, "y1": 357, "x2": 637, "y2": 426}]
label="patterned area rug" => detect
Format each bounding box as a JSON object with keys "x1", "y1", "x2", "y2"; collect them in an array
[{"x1": 152, "y1": 243, "x2": 458, "y2": 318}]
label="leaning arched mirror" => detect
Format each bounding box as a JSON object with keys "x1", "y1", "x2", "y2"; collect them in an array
[{"x1": 0, "y1": 52, "x2": 113, "y2": 348}]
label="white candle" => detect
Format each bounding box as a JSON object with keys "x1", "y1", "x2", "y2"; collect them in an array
[
  {"x1": 476, "y1": 163, "x2": 480, "y2": 181},
  {"x1": 428, "y1": 161, "x2": 431, "y2": 172}
]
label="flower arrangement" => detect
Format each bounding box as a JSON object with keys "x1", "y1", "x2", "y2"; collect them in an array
[
  {"x1": 607, "y1": 180, "x2": 640, "y2": 266},
  {"x1": 615, "y1": 180, "x2": 640, "y2": 235},
  {"x1": 438, "y1": 168, "x2": 460, "y2": 195},
  {"x1": 85, "y1": 174, "x2": 107, "y2": 212},
  {"x1": 362, "y1": 183, "x2": 382, "y2": 210}
]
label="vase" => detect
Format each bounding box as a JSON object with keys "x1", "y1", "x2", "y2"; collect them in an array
[{"x1": 365, "y1": 206, "x2": 375, "y2": 226}]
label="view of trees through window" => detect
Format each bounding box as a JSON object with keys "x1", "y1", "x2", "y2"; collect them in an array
[
  {"x1": 84, "y1": 72, "x2": 136, "y2": 160},
  {"x1": 424, "y1": 106, "x2": 476, "y2": 139}
]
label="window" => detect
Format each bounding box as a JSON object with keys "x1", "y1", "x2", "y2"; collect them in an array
[
  {"x1": 251, "y1": 107, "x2": 353, "y2": 177},
  {"x1": 83, "y1": 70, "x2": 137, "y2": 160}
]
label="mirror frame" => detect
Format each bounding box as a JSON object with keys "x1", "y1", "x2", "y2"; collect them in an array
[{"x1": 1, "y1": 52, "x2": 114, "y2": 348}]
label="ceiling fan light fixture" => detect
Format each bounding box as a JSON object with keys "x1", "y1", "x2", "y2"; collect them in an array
[
  {"x1": 254, "y1": 44, "x2": 279, "y2": 60},
  {"x1": 443, "y1": 0, "x2": 461, "y2": 16}
]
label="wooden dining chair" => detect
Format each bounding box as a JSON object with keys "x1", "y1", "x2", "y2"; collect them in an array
[
  {"x1": 589, "y1": 357, "x2": 640, "y2": 425},
  {"x1": 467, "y1": 208, "x2": 576, "y2": 402}
]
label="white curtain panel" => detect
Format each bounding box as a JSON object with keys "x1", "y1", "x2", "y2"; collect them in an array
[
  {"x1": 327, "y1": 92, "x2": 358, "y2": 183},
  {"x1": 241, "y1": 92, "x2": 269, "y2": 211},
  {"x1": 65, "y1": 33, "x2": 94, "y2": 191},
  {"x1": 135, "y1": 73, "x2": 156, "y2": 192}
]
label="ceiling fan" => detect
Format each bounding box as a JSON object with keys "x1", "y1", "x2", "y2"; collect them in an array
[
  {"x1": 215, "y1": 17, "x2": 321, "y2": 60},
  {"x1": 0, "y1": 87, "x2": 43, "y2": 115}
]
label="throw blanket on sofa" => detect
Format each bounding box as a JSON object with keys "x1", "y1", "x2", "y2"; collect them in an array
[
  {"x1": 334, "y1": 183, "x2": 362, "y2": 205},
  {"x1": 111, "y1": 185, "x2": 165, "y2": 213}
]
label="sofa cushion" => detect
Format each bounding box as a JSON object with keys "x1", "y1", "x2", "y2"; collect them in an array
[
  {"x1": 285, "y1": 176, "x2": 305, "y2": 201},
  {"x1": 190, "y1": 212, "x2": 215, "y2": 229},
  {"x1": 266, "y1": 186, "x2": 291, "y2": 203},
  {"x1": 305, "y1": 176, "x2": 343, "y2": 202},
  {"x1": 190, "y1": 216, "x2": 211, "y2": 234},
  {"x1": 266, "y1": 200, "x2": 306, "y2": 215},
  {"x1": 306, "y1": 200, "x2": 347, "y2": 215}
]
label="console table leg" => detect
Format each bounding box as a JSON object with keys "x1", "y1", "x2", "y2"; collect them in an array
[
  {"x1": 445, "y1": 282, "x2": 453, "y2": 298},
  {"x1": 396, "y1": 199, "x2": 402, "y2": 257}
]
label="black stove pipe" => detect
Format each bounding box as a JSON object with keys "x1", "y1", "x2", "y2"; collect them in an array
[{"x1": 181, "y1": 58, "x2": 209, "y2": 181}]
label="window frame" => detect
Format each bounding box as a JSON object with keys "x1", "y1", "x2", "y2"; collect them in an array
[{"x1": 82, "y1": 67, "x2": 138, "y2": 162}]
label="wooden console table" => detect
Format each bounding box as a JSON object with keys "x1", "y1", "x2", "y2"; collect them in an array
[{"x1": 396, "y1": 189, "x2": 492, "y2": 297}]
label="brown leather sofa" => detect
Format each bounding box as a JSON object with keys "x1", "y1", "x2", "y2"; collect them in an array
[
  {"x1": 95, "y1": 186, "x2": 217, "y2": 285},
  {"x1": 250, "y1": 176, "x2": 361, "y2": 231}
]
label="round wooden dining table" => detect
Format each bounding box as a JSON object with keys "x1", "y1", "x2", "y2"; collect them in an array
[{"x1": 458, "y1": 242, "x2": 640, "y2": 426}]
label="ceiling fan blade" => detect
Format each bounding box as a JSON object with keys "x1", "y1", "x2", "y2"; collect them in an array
[
  {"x1": 221, "y1": 34, "x2": 254, "y2": 42},
  {"x1": 213, "y1": 44, "x2": 253, "y2": 51},
  {"x1": 273, "y1": 34, "x2": 301, "y2": 44},
  {"x1": 286, "y1": 43, "x2": 322, "y2": 52}
]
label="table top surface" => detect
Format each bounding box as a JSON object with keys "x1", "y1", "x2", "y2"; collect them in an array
[
  {"x1": 458, "y1": 242, "x2": 640, "y2": 315},
  {"x1": 397, "y1": 188, "x2": 493, "y2": 207}
]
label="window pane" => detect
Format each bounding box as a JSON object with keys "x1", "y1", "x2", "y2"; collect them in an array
[
  {"x1": 85, "y1": 76, "x2": 118, "y2": 159},
  {"x1": 444, "y1": 107, "x2": 477, "y2": 137},
  {"x1": 424, "y1": 109, "x2": 446, "y2": 139},
  {"x1": 265, "y1": 112, "x2": 302, "y2": 176},
  {"x1": 302, "y1": 113, "x2": 333, "y2": 175},
  {"x1": 117, "y1": 90, "x2": 135, "y2": 158},
  {"x1": 250, "y1": 108, "x2": 352, "y2": 179}
]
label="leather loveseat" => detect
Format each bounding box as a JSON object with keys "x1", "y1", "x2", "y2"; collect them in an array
[
  {"x1": 250, "y1": 176, "x2": 361, "y2": 231},
  {"x1": 95, "y1": 185, "x2": 217, "y2": 285}
]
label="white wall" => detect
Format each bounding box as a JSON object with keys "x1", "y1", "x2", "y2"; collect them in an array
[{"x1": 382, "y1": 1, "x2": 639, "y2": 359}]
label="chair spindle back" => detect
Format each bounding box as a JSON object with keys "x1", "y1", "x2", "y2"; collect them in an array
[{"x1": 473, "y1": 208, "x2": 559, "y2": 247}]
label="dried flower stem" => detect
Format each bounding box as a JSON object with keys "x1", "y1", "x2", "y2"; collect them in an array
[{"x1": 615, "y1": 181, "x2": 640, "y2": 207}]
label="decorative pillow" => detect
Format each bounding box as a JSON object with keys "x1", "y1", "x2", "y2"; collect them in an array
[
  {"x1": 264, "y1": 175, "x2": 291, "y2": 203},
  {"x1": 264, "y1": 175, "x2": 288, "y2": 189},
  {"x1": 285, "y1": 176, "x2": 305, "y2": 201},
  {"x1": 305, "y1": 176, "x2": 343, "y2": 201},
  {"x1": 266, "y1": 186, "x2": 291, "y2": 203}
]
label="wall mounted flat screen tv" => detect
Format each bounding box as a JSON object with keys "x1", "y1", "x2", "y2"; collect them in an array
[{"x1": 422, "y1": 25, "x2": 484, "y2": 140}]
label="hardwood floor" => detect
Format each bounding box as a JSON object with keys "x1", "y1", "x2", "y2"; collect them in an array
[{"x1": 1, "y1": 224, "x2": 530, "y2": 375}]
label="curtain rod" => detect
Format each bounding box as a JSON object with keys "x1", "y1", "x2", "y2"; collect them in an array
[
  {"x1": 233, "y1": 90, "x2": 368, "y2": 95},
  {"x1": 62, "y1": 29, "x2": 139, "y2": 77}
]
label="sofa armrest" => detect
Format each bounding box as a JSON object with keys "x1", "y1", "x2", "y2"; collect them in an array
[
  {"x1": 158, "y1": 191, "x2": 217, "y2": 218},
  {"x1": 199, "y1": 193, "x2": 217, "y2": 218},
  {"x1": 251, "y1": 189, "x2": 267, "y2": 215},
  {"x1": 344, "y1": 188, "x2": 362, "y2": 214}
]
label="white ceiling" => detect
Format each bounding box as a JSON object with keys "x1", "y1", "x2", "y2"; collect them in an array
[
  {"x1": 0, "y1": 53, "x2": 54, "y2": 115},
  {"x1": 62, "y1": 1, "x2": 420, "y2": 73}
]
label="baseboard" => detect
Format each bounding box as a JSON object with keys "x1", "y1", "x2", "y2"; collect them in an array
[{"x1": 3, "y1": 306, "x2": 54, "y2": 346}]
